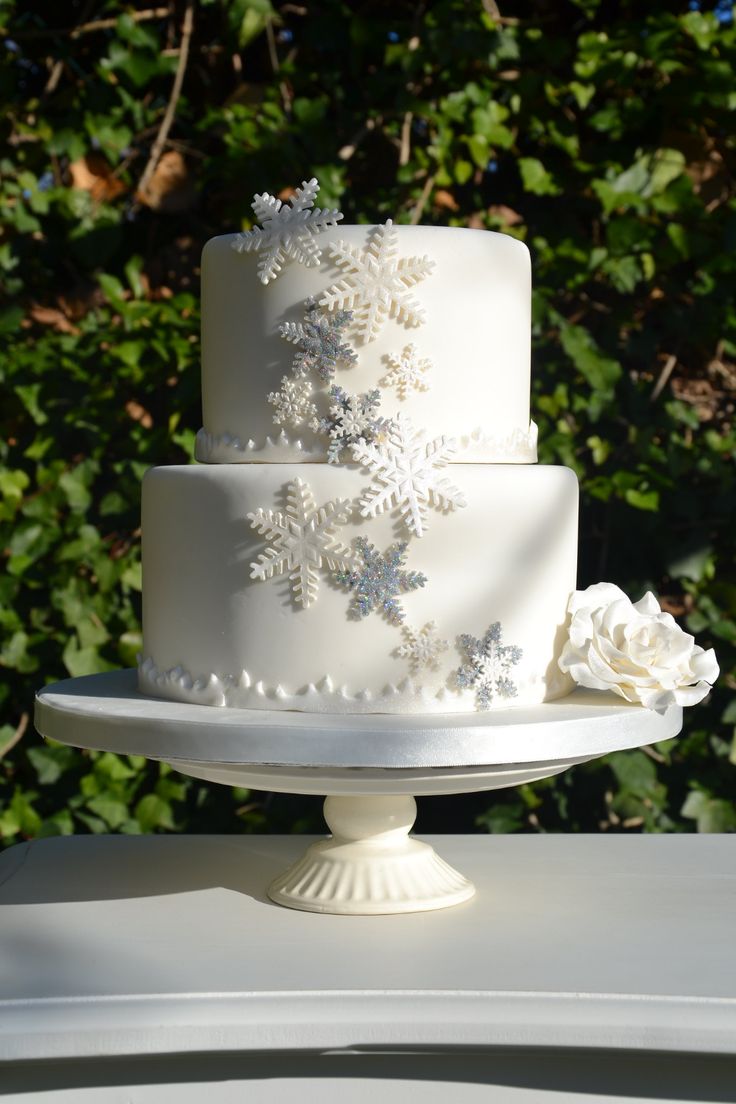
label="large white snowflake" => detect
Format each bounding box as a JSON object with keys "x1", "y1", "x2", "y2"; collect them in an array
[
  {"x1": 319, "y1": 220, "x2": 435, "y2": 343},
  {"x1": 248, "y1": 478, "x2": 354, "y2": 607},
  {"x1": 455, "y1": 622, "x2": 523, "y2": 710},
  {"x1": 267, "y1": 376, "x2": 317, "y2": 429},
  {"x1": 232, "y1": 177, "x2": 343, "y2": 285},
  {"x1": 352, "y1": 413, "x2": 466, "y2": 538},
  {"x1": 396, "y1": 621, "x2": 449, "y2": 674}
]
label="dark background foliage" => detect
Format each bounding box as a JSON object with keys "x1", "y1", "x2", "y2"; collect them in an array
[{"x1": 1, "y1": 0, "x2": 734, "y2": 843}]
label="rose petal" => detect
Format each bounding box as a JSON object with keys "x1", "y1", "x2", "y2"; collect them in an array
[
  {"x1": 568, "y1": 582, "x2": 627, "y2": 616},
  {"x1": 688, "y1": 647, "x2": 720, "y2": 685},
  {"x1": 600, "y1": 598, "x2": 636, "y2": 638},
  {"x1": 563, "y1": 658, "x2": 617, "y2": 692},
  {"x1": 672, "y1": 680, "x2": 712, "y2": 707},
  {"x1": 636, "y1": 685, "x2": 675, "y2": 711},
  {"x1": 633, "y1": 591, "x2": 661, "y2": 616}
]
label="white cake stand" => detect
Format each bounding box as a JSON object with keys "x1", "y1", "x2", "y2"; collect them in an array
[{"x1": 35, "y1": 670, "x2": 682, "y2": 916}]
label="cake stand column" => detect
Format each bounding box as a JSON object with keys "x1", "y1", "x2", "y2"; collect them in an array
[{"x1": 267, "y1": 794, "x2": 476, "y2": 915}]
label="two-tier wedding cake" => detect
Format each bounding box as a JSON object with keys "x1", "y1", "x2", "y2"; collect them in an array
[{"x1": 137, "y1": 178, "x2": 581, "y2": 714}]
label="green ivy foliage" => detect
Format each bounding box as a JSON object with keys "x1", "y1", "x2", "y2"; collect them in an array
[{"x1": 1, "y1": 0, "x2": 734, "y2": 843}]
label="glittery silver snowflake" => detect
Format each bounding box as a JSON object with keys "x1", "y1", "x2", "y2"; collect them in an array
[
  {"x1": 455, "y1": 622, "x2": 523, "y2": 709},
  {"x1": 319, "y1": 220, "x2": 435, "y2": 343},
  {"x1": 278, "y1": 297, "x2": 357, "y2": 382},
  {"x1": 352, "y1": 412, "x2": 466, "y2": 538},
  {"x1": 311, "y1": 385, "x2": 389, "y2": 464},
  {"x1": 382, "y1": 343, "x2": 432, "y2": 400},
  {"x1": 232, "y1": 177, "x2": 343, "y2": 285},
  {"x1": 334, "y1": 537, "x2": 426, "y2": 625},
  {"x1": 267, "y1": 375, "x2": 317, "y2": 428},
  {"x1": 396, "y1": 621, "x2": 449, "y2": 674},
  {"x1": 248, "y1": 478, "x2": 354, "y2": 607}
]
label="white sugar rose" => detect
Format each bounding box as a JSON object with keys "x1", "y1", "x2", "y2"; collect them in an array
[{"x1": 559, "y1": 582, "x2": 719, "y2": 711}]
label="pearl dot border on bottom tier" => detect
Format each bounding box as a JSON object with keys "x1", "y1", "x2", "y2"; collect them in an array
[{"x1": 35, "y1": 670, "x2": 682, "y2": 916}]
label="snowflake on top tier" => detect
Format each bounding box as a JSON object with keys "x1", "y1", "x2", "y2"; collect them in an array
[
  {"x1": 319, "y1": 220, "x2": 435, "y2": 343},
  {"x1": 278, "y1": 298, "x2": 357, "y2": 382},
  {"x1": 334, "y1": 538, "x2": 426, "y2": 625},
  {"x1": 352, "y1": 413, "x2": 466, "y2": 538},
  {"x1": 248, "y1": 478, "x2": 354, "y2": 608},
  {"x1": 267, "y1": 376, "x2": 317, "y2": 428},
  {"x1": 382, "y1": 343, "x2": 432, "y2": 400},
  {"x1": 396, "y1": 621, "x2": 449, "y2": 674},
  {"x1": 232, "y1": 177, "x2": 343, "y2": 285},
  {"x1": 455, "y1": 622, "x2": 523, "y2": 710},
  {"x1": 311, "y1": 385, "x2": 389, "y2": 464}
]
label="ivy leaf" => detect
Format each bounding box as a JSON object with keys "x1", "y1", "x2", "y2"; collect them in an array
[{"x1": 519, "y1": 157, "x2": 561, "y2": 195}]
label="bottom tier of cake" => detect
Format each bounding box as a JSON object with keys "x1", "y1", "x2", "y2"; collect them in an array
[{"x1": 139, "y1": 463, "x2": 579, "y2": 714}]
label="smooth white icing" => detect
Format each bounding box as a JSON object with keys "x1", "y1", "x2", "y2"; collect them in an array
[
  {"x1": 140, "y1": 463, "x2": 578, "y2": 715},
  {"x1": 200, "y1": 226, "x2": 533, "y2": 464}
]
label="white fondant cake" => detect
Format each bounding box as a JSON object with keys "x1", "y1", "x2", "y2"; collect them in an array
[
  {"x1": 139, "y1": 188, "x2": 580, "y2": 716},
  {"x1": 140, "y1": 464, "x2": 577, "y2": 713},
  {"x1": 198, "y1": 225, "x2": 536, "y2": 464}
]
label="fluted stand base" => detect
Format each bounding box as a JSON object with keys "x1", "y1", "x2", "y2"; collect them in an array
[{"x1": 267, "y1": 795, "x2": 475, "y2": 915}]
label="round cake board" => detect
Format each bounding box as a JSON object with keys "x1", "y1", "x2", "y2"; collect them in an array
[{"x1": 35, "y1": 670, "x2": 682, "y2": 916}]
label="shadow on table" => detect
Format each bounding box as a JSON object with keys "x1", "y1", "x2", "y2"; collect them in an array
[{"x1": 0, "y1": 834, "x2": 305, "y2": 906}]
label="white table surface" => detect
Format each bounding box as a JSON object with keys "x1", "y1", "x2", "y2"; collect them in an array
[{"x1": 1, "y1": 832, "x2": 734, "y2": 1067}]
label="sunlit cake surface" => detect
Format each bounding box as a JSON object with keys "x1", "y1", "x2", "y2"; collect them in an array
[
  {"x1": 140, "y1": 463, "x2": 577, "y2": 714},
  {"x1": 197, "y1": 225, "x2": 536, "y2": 464}
]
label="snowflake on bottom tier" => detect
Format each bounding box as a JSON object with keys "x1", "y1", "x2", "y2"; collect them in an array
[
  {"x1": 334, "y1": 537, "x2": 426, "y2": 625},
  {"x1": 455, "y1": 622, "x2": 523, "y2": 710},
  {"x1": 248, "y1": 478, "x2": 354, "y2": 607},
  {"x1": 396, "y1": 621, "x2": 449, "y2": 674},
  {"x1": 311, "y1": 385, "x2": 388, "y2": 464},
  {"x1": 267, "y1": 376, "x2": 317, "y2": 429},
  {"x1": 352, "y1": 412, "x2": 466, "y2": 538},
  {"x1": 382, "y1": 343, "x2": 432, "y2": 400}
]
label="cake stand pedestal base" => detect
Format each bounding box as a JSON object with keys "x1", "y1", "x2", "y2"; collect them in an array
[{"x1": 267, "y1": 795, "x2": 474, "y2": 914}]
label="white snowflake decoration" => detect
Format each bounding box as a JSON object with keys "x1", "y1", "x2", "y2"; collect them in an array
[
  {"x1": 311, "y1": 385, "x2": 388, "y2": 464},
  {"x1": 248, "y1": 478, "x2": 354, "y2": 608},
  {"x1": 455, "y1": 622, "x2": 523, "y2": 710},
  {"x1": 232, "y1": 177, "x2": 343, "y2": 285},
  {"x1": 319, "y1": 220, "x2": 435, "y2": 343},
  {"x1": 352, "y1": 412, "x2": 466, "y2": 538},
  {"x1": 267, "y1": 376, "x2": 317, "y2": 429},
  {"x1": 396, "y1": 621, "x2": 449, "y2": 674},
  {"x1": 382, "y1": 343, "x2": 432, "y2": 400}
]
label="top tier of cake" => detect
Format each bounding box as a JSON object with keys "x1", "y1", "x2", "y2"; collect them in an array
[{"x1": 196, "y1": 224, "x2": 537, "y2": 464}]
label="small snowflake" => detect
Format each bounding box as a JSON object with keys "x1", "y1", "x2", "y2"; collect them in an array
[
  {"x1": 267, "y1": 376, "x2": 317, "y2": 428},
  {"x1": 396, "y1": 621, "x2": 449, "y2": 674},
  {"x1": 382, "y1": 343, "x2": 432, "y2": 400},
  {"x1": 311, "y1": 385, "x2": 389, "y2": 464},
  {"x1": 279, "y1": 297, "x2": 357, "y2": 381},
  {"x1": 352, "y1": 412, "x2": 466, "y2": 538},
  {"x1": 334, "y1": 537, "x2": 426, "y2": 625},
  {"x1": 232, "y1": 177, "x2": 343, "y2": 285},
  {"x1": 455, "y1": 622, "x2": 523, "y2": 710},
  {"x1": 248, "y1": 478, "x2": 354, "y2": 607},
  {"x1": 319, "y1": 220, "x2": 435, "y2": 343}
]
